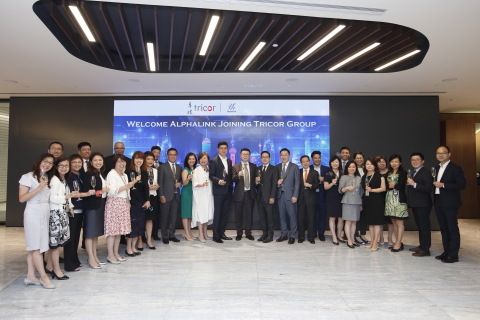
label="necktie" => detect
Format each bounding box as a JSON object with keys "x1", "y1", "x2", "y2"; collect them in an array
[
  {"x1": 304, "y1": 169, "x2": 308, "y2": 182},
  {"x1": 343, "y1": 161, "x2": 346, "y2": 170},
  {"x1": 172, "y1": 163, "x2": 176, "y2": 177},
  {"x1": 413, "y1": 169, "x2": 418, "y2": 177},
  {"x1": 282, "y1": 163, "x2": 286, "y2": 178},
  {"x1": 261, "y1": 165, "x2": 266, "y2": 179},
  {"x1": 244, "y1": 164, "x2": 250, "y2": 188}
]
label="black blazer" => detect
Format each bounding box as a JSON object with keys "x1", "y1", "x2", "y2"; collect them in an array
[
  {"x1": 256, "y1": 164, "x2": 278, "y2": 203},
  {"x1": 81, "y1": 171, "x2": 106, "y2": 210},
  {"x1": 298, "y1": 168, "x2": 319, "y2": 206},
  {"x1": 434, "y1": 161, "x2": 466, "y2": 208},
  {"x1": 232, "y1": 162, "x2": 257, "y2": 202},
  {"x1": 386, "y1": 169, "x2": 407, "y2": 203},
  {"x1": 209, "y1": 155, "x2": 233, "y2": 196},
  {"x1": 104, "y1": 154, "x2": 131, "y2": 174},
  {"x1": 407, "y1": 167, "x2": 433, "y2": 208},
  {"x1": 128, "y1": 171, "x2": 150, "y2": 205}
]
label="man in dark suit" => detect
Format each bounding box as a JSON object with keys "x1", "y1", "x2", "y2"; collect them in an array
[
  {"x1": 151, "y1": 146, "x2": 161, "y2": 169},
  {"x1": 298, "y1": 155, "x2": 319, "y2": 244},
  {"x1": 256, "y1": 151, "x2": 278, "y2": 243},
  {"x1": 77, "y1": 142, "x2": 92, "y2": 177},
  {"x1": 339, "y1": 146, "x2": 350, "y2": 171},
  {"x1": 151, "y1": 146, "x2": 163, "y2": 240},
  {"x1": 433, "y1": 146, "x2": 466, "y2": 263},
  {"x1": 311, "y1": 151, "x2": 329, "y2": 241},
  {"x1": 276, "y1": 148, "x2": 300, "y2": 244},
  {"x1": 232, "y1": 148, "x2": 257, "y2": 241},
  {"x1": 406, "y1": 152, "x2": 434, "y2": 256},
  {"x1": 104, "y1": 141, "x2": 131, "y2": 173},
  {"x1": 209, "y1": 141, "x2": 233, "y2": 243},
  {"x1": 158, "y1": 148, "x2": 182, "y2": 244}
]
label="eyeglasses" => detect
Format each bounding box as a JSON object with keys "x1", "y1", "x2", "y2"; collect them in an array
[
  {"x1": 114, "y1": 147, "x2": 125, "y2": 150},
  {"x1": 49, "y1": 147, "x2": 62, "y2": 151},
  {"x1": 42, "y1": 160, "x2": 54, "y2": 165}
]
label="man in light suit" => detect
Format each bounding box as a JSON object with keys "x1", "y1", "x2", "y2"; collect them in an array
[
  {"x1": 158, "y1": 148, "x2": 182, "y2": 244},
  {"x1": 256, "y1": 151, "x2": 278, "y2": 243},
  {"x1": 209, "y1": 141, "x2": 233, "y2": 243},
  {"x1": 433, "y1": 146, "x2": 466, "y2": 263},
  {"x1": 407, "y1": 152, "x2": 434, "y2": 257},
  {"x1": 232, "y1": 148, "x2": 257, "y2": 241},
  {"x1": 276, "y1": 148, "x2": 300, "y2": 244},
  {"x1": 298, "y1": 155, "x2": 319, "y2": 244},
  {"x1": 311, "y1": 151, "x2": 330, "y2": 241}
]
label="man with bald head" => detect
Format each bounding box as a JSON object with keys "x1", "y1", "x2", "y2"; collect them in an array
[{"x1": 104, "y1": 141, "x2": 131, "y2": 173}]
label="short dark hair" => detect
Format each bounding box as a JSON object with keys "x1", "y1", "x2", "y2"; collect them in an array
[
  {"x1": 343, "y1": 160, "x2": 360, "y2": 176},
  {"x1": 353, "y1": 151, "x2": 364, "y2": 159},
  {"x1": 340, "y1": 146, "x2": 350, "y2": 153},
  {"x1": 68, "y1": 153, "x2": 82, "y2": 163},
  {"x1": 329, "y1": 155, "x2": 341, "y2": 169},
  {"x1": 112, "y1": 154, "x2": 128, "y2": 167},
  {"x1": 198, "y1": 152, "x2": 210, "y2": 162},
  {"x1": 410, "y1": 152, "x2": 425, "y2": 160},
  {"x1": 54, "y1": 156, "x2": 71, "y2": 182},
  {"x1": 151, "y1": 146, "x2": 161, "y2": 152},
  {"x1": 167, "y1": 148, "x2": 178, "y2": 155},
  {"x1": 261, "y1": 151, "x2": 270, "y2": 158},
  {"x1": 48, "y1": 141, "x2": 63, "y2": 150},
  {"x1": 184, "y1": 152, "x2": 198, "y2": 169},
  {"x1": 364, "y1": 157, "x2": 378, "y2": 172},
  {"x1": 375, "y1": 155, "x2": 387, "y2": 165},
  {"x1": 218, "y1": 141, "x2": 228, "y2": 148},
  {"x1": 240, "y1": 148, "x2": 251, "y2": 154},
  {"x1": 78, "y1": 142, "x2": 91, "y2": 150},
  {"x1": 438, "y1": 145, "x2": 450, "y2": 153},
  {"x1": 311, "y1": 151, "x2": 321, "y2": 159},
  {"x1": 280, "y1": 148, "x2": 290, "y2": 155},
  {"x1": 144, "y1": 151, "x2": 155, "y2": 160},
  {"x1": 300, "y1": 155, "x2": 310, "y2": 163}
]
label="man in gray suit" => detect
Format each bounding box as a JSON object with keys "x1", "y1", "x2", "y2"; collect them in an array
[
  {"x1": 159, "y1": 148, "x2": 182, "y2": 244},
  {"x1": 276, "y1": 148, "x2": 300, "y2": 244}
]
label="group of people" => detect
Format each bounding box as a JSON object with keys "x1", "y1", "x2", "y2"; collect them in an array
[{"x1": 19, "y1": 141, "x2": 466, "y2": 289}]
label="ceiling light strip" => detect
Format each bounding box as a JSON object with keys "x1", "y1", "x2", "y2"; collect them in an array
[
  {"x1": 69, "y1": 6, "x2": 96, "y2": 42},
  {"x1": 329, "y1": 42, "x2": 380, "y2": 71},
  {"x1": 374, "y1": 50, "x2": 421, "y2": 71},
  {"x1": 146, "y1": 43, "x2": 156, "y2": 72},
  {"x1": 239, "y1": 42, "x2": 266, "y2": 71},
  {"x1": 199, "y1": 15, "x2": 220, "y2": 56},
  {"x1": 297, "y1": 25, "x2": 346, "y2": 61}
]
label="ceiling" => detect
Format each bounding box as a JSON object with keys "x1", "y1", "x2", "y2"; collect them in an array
[{"x1": 1, "y1": 0, "x2": 479, "y2": 112}]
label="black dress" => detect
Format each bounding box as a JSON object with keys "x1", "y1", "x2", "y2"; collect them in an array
[
  {"x1": 324, "y1": 170, "x2": 343, "y2": 218},
  {"x1": 361, "y1": 172, "x2": 385, "y2": 225},
  {"x1": 127, "y1": 171, "x2": 149, "y2": 238},
  {"x1": 379, "y1": 171, "x2": 391, "y2": 225}
]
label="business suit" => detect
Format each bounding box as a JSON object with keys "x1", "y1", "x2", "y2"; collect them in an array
[
  {"x1": 311, "y1": 164, "x2": 329, "y2": 238},
  {"x1": 104, "y1": 154, "x2": 131, "y2": 174},
  {"x1": 298, "y1": 168, "x2": 319, "y2": 242},
  {"x1": 152, "y1": 161, "x2": 164, "y2": 238},
  {"x1": 434, "y1": 161, "x2": 466, "y2": 259},
  {"x1": 256, "y1": 164, "x2": 278, "y2": 240},
  {"x1": 407, "y1": 166, "x2": 434, "y2": 253},
  {"x1": 232, "y1": 162, "x2": 257, "y2": 237},
  {"x1": 158, "y1": 161, "x2": 182, "y2": 240},
  {"x1": 209, "y1": 155, "x2": 233, "y2": 239},
  {"x1": 276, "y1": 162, "x2": 300, "y2": 239}
]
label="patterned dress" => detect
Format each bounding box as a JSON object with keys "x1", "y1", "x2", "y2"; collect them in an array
[{"x1": 384, "y1": 173, "x2": 408, "y2": 219}]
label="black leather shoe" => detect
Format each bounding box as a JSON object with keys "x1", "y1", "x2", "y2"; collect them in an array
[
  {"x1": 355, "y1": 237, "x2": 366, "y2": 245},
  {"x1": 236, "y1": 235, "x2": 242, "y2": 241},
  {"x1": 263, "y1": 237, "x2": 273, "y2": 243},
  {"x1": 152, "y1": 235, "x2": 160, "y2": 241},
  {"x1": 246, "y1": 235, "x2": 255, "y2": 241},
  {"x1": 257, "y1": 236, "x2": 266, "y2": 242},
  {"x1": 213, "y1": 237, "x2": 224, "y2": 243},
  {"x1": 163, "y1": 239, "x2": 169, "y2": 245},
  {"x1": 298, "y1": 238, "x2": 305, "y2": 243},
  {"x1": 125, "y1": 250, "x2": 136, "y2": 257},
  {"x1": 134, "y1": 251, "x2": 141, "y2": 256},
  {"x1": 319, "y1": 235, "x2": 325, "y2": 241},
  {"x1": 332, "y1": 240, "x2": 339, "y2": 245},
  {"x1": 288, "y1": 238, "x2": 295, "y2": 244},
  {"x1": 169, "y1": 237, "x2": 180, "y2": 242},
  {"x1": 147, "y1": 245, "x2": 156, "y2": 250},
  {"x1": 45, "y1": 268, "x2": 53, "y2": 275},
  {"x1": 52, "y1": 271, "x2": 69, "y2": 280},
  {"x1": 347, "y1": 243, "x2": 355, "y2": 249},
  {"x1": 412, "y1": 250, "x2": 430, "y2": 257},
  {"x1": 136, "y1": 247, "x2": 144, "y2": 251},
  {"x1": 441, "y1": 256, "x2": 459, "y2": 263},
  {"x1": 435, "y1": 252, "x2": 448, "y2": 260},
  {"x1": 309, "y1": 239, "x2": 315, "y2": 244},
  {"x1": 221, "y1": 235, "x2": 232, "y2": 240},
  {"x1": 276, "y1": 236, "x2": 288, "y2": 242}
]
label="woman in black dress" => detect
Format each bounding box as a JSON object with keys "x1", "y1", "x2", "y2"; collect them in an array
[
  {"x1": 144, "y1": 151, "x2": 159, "y2": 249},
  {"x1": 376, "y1": 155, "x2": 392, "y2": 246},
  {"x1": 361, "y1": 157, "x2": 386, "y2": 251},
  {"x1": 324, "y1": 156, "x2": 344, "y2": 245}
]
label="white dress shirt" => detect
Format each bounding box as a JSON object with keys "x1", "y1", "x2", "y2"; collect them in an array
[
  {"x1": 219, "y1": 154, "x2": 228, "y2": 174},
  {"x1": 106, "y1": 170, "x2": 130, "y2": 200},
  {"x1": 435, "y1": 160, "x2": 450, "y2": 194}
]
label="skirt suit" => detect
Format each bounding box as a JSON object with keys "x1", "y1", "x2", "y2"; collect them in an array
[
  {"x1": 81, "y1": 171, "x2": 106, "y2": 238},
  {"x1": 338, "y1": 175, "x2": 362, "y2": 221}
]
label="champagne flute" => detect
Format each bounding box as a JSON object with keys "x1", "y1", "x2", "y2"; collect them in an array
[
  {"x1": 130, "y1": 172, "x2": 137, "y2": 190},
  {"x1": 73, "y1": 180, "x2": 82, "y2": 201},
  {"x1": 40, "y1": 170, "x2": 48, "y2": 183},
  {"x1": 90, "y1": 176, "x2": 96, "y2": 189},
  {"x1": 431, "y1": 167, "x2": 436, "y2": 179},
  {"x1": 352, "y1": 178, "x2": 356, "y2": 195},
  {"x1": 136, "y1": 167, "x2": 142, "y2": 183},
  {"x1": 407, "y1": 169, "x2": 412, "y2": 179},
  {"x1": 365, "y1": 180, "x2": 369, "y2": 196}
]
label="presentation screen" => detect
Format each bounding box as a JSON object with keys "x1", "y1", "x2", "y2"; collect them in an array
[{"x1": 113, "y1": 100, "x2": 330, "y2": 167}]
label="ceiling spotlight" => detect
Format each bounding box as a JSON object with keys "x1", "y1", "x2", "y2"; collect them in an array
[
  {"x1": 329, "y1": 42, "x2": 380, "y2": 71},
  {"x1": 374, "y1": 50, "x2": 421, "y2": 71},
  {"x1": 297, "y1": 25, "x2": 345, "y2": 61},
  {"x1": 69, "y1": 6, "x2": 95, "y2": 42},
  {"x1": 239, "y1": 42, "x2": 266, "y2": 71},
  {"x1": 272, "y1": 43, "x2": 278, "y2": 47},
  {"x1": 199, "y1": 15, "x2": 220, "y2": 56},
  {"x1": 146, "y1": 42, "x2": 156, "y2": 72}
]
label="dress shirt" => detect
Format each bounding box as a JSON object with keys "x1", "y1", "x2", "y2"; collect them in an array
[
  {"x1": 342, "y1": 160, "x2": 348, "y2": 170},
  {"x1": 242, "y1": 162, "x2": 250, "y2": 191},
  {"x1": 303, "y1": 167, "x2": 310, "y2": 182},
  {"x1": 412, "y1": 165, "x2": 423, "y2": 188},
  {"x1": 435, "y1": 160, "x2": 450, "y2": 194},
  {"x1": 313, "y1": 165, "x2": 321, "y2": 192},
  {"x1": 83, "y1": 159, "x2": 89, "y2": 172},
  {"x1": 219, "y1": 154, "x2": 228, "y2": 174}
]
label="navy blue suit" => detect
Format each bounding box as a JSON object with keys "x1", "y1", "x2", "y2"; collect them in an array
[
  {"x1": 209, "y1": 155, "x2": 233, "y2": 238},
  {"x1": 311, "y1": 165, "x2": 329, "y2": 237}
]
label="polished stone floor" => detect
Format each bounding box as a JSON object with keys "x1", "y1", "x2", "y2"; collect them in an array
[{"x1": 1, "y1": 220, "x2": 480, "y2": 319}]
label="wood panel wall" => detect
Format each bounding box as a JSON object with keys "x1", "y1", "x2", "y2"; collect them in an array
[{"x1": 440, "y1": 114, "x2": 480, "y2": 218}]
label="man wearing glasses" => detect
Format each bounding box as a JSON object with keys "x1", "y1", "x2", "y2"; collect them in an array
[
  {"x1": 104, "y1": 141, "x2": 131, "y2": 173},
  {"x1": 47, "y1": 141, "x2": 64, "y2": 159}
]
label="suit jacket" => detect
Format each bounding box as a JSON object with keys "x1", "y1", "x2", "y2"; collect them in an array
[
  {"x1": 209, "y1": 155, "x2": 233, "y2": 196},
  {"x1": 298, "y1": 168, "x2": 319, "y2": 206},
  {"x1": 434, "y1": 161, "x2": 466, "y2": 208},
  {"x1": 232, "y1": 162, "x2": 257, "y2": 202},
  {"x1": 407, "y1": 167, "x2": 433, "y2": 208},
  {"x1": 276, "y1": 162, "x2": 300, "y2": 200},
  {"x1": 128, "y1": 171, "x2": 150, "y2": 205},
  {"x1": 104, "y1": 154, "x2": 131, "y2": 174},
  {"x1": 80, "y1": 170, "x2": 106, "y2": 210},
  {"x1": 158, "y1": 162, "x2": 182, "y2": 201},
  {"x1": 256, "y1": 164, "x2": 278, "y2": 203}
]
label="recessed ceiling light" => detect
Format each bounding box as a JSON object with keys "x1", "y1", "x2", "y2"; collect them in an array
[
  {"x1": 442, "y1": 78, "x2": 457, "y2": 82},
  {"x1": 128, "y1": 79, "x2": 140, "y2": 82},
  {"x1": 140, "y1": 85, "x2": 144, "y2": 87},
  {"x1": 239, "y1": 42, "x2": 266, "y2": 71},
  {"x1": 146, "y1": 42, "x2": 156, "y2": 72},
  {"x1": 329, "y1": 42, "x2": 380, "y2": 71},
  {"x1": 272, "y1": 43, "x2": 278, "y2": 47},
  {"x1": 69, "y1": 6, "x2": 95, "y2": 42},
  {"x1": 3, "y1": 80, "x2": 18, "y2": 83},
  {"x1": 297, "y1": 25, "x2": 346, "y2": 61},
  {"x1": 374, "y1": 50, "x2": 421, "y2": 71},
  {"x1": 199, "y1": 15, "x2": 220, "y2": 56},
  {"x1": 286, "y1": 78, "x2": 298, "y2": 82}
]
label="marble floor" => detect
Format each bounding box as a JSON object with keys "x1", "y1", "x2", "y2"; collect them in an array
[{"x1": 1, "y1": 220, "x2": 480, "y2": 319}]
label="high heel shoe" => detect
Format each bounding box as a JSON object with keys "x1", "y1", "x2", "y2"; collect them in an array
[
  {"x1": 355, "y1": 237, "x2": 366, "y2": 245},
  {"x1": 40, "y1": 279, "x2": 56, "y2": 289},
  {"x1": 52, "y1": 271, "x2": 69, "y2": 280},
  {"x1": 391, "y1": 243, "x2": 404, "y2": 252},
  {"x1": 347, "y1": 243, "x2": 355, "y2": 249},
  {"x1": 360, "y1": 236, "x2": 370, "y2": 244},
  {"x1": 337, "y1": 238, "x2": 346, "y2": 243},
  {"x1": 183, "y1": 235, "x2": 194, "y2": 242},
  {"x1": 198, "y1": 237, "x2": 206, "y2": 243},
  {"x1": 88, "y1": 260, "x2": 101, "y2": 269},
  {"x1": 124, "y1": 250, "x2": 136, "y2": 257},
  {"x1": 370, "y1": 247, "x2": 378, "y2": 252},
  {"x1": 136, "y1": 246, "x2": 144, "y2": 251},
  {"x1": 45, "y1": 268, "x2": 53, "y2": 275},
  {"x1": 116, "y1": 256, "x2": 127, "y2": 262},
  {"x1": 107, "y1": 258, "x2": 121, "y2": 264},
  {"x1": 332, "y1": 240, "x2": 339, "y2": 245},
  {"x1": 24, "y1": 278, "x2": 41, "y2": 286},
  {"x1": 147, "y1": 244, "x2": 156, "y2": 249}
]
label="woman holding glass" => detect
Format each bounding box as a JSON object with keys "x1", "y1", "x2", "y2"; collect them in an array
[
  {"x1": 361, "y1": 158, "x2": 386, "y2": 251},
  {"x1": 181, "y1": 152, "x2": 197, "y2": 241},
  {"x1": 104, "y1": 154, "x2": 136, "y2": 263},
  {"x1": 19, "y1": 153, "x2": 56, "y2": 289},
  {"x1": 376, "y1": 155, "x2": 393, "y2": 246},
  {"x1": 338, "y1": 161, "x2": 362, "y2": 248},
  {"x1": 144, "y1": 151, "x2": 159, "y2": 249},
  {"x1": 385, "y1": 154, "x2": 408, "y2": 252},
  {"x1": 353, "y1": 151, "x2": 369, "y2": 245},
  {"x1": 324, "y1": 156, "x2": 344, "y2": 245},
  {"x1": 192, "y1": 152, "x2": 214, "y2": 243},
  {"x1": 81, "y1": 152, "x2": 108, "y2": 269}
]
